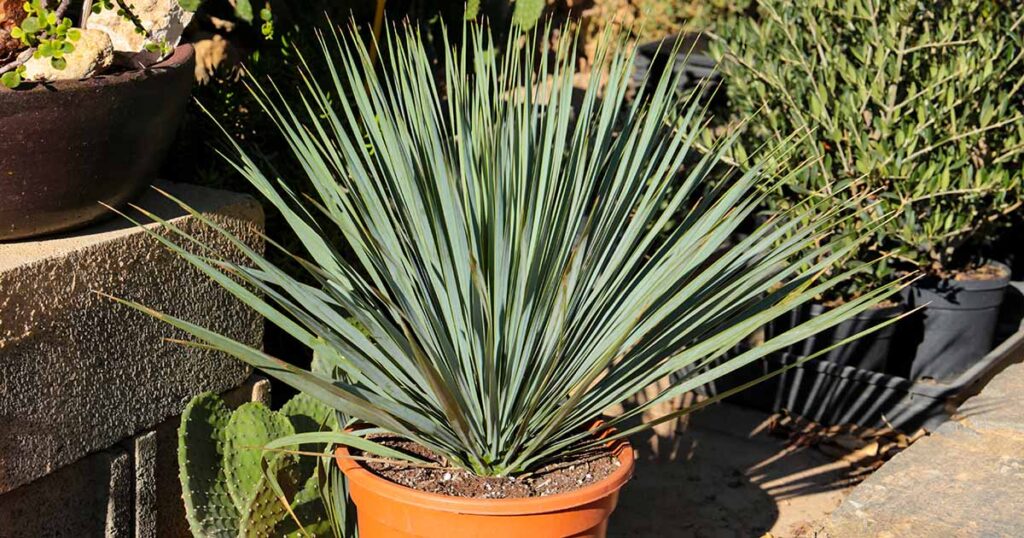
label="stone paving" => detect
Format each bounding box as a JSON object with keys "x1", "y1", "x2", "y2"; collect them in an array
[
  {"x1": 827, "y1": 357, "x2": 1024, "y2": 537},
  {"x1": 609, "y1": 403, "x2": 862, "y2": 537}
]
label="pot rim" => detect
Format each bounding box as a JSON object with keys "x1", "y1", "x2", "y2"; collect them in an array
[
  {"x1": 335, "y1": 433, "x2": 635, "y2": 516},
  {"x1": 807, "y1": 301, "x2": 906, "y2": 318},
  {"x1": 0, "y1": 44, "x2": 194, "y2": 94},
  {"x1": 916, "y1": 261, "x2": 1012, "y2": 293}
]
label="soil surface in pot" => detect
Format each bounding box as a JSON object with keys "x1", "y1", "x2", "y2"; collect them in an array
[
  {"x1": 354, "y1": 435, "x2": 619, "y2": 499},
  {"x1": 951, "y1": 263, "x2": 1010, "y2": 281},
  {"x1": 819, "y1": 297, "x2": 900, "y2": 308}
]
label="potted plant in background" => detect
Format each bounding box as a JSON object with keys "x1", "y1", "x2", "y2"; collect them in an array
[
  {"x1": 0, "y1": 0, "x2": 199, "y2": 240},
  {"x1": 711, "y1": 0, "x2": 1024, "y2": 386},
  {"x1": 111, "y1": 23, "x2": 904, "y2": 537}
]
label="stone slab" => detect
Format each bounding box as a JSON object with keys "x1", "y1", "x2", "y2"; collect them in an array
[
  {"x1": 827, "y1": 427, "x2": 1024, "y2": 537},
  {"x1": 955, "y1": 361, "x2": 1024, "y2": 435},
  {"x1": 0, "y1": 181, "x2": 264, "y2": 494},
  {"x1": 828, "y1": 358, "x2": 1024, "y2": 537}
]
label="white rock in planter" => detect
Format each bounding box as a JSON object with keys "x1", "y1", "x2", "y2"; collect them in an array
[
  {"x1": 87, "y1": 0, "x2": 193, "y2": 63},
  {"x1": 22, "y1": 29, "x2": 114, "y2": 82}
]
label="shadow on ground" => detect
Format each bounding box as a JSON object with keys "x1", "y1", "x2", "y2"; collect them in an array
[{"x1": 608, "y1": 402, "x2": 862, "y2": 537}]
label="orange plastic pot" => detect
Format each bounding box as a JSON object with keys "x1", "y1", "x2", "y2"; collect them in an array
[{"x1": 335, "y1": 438, "x2": 635, "y2": 537}]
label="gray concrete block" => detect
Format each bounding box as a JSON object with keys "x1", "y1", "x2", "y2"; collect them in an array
[
  {"x1": 106, "y1": 449, "x2": 134, "y2": 538},
  {"x1": 0, "y1": 181, "x2": 264, "y2": 494},
  {"x1": 0, "y1": 447, "x2": 130, "y2": 538},
  {"x1": 0, "y1": 376, "x2": 270, "y2": 538},
  {"x1": 134, "y1": 431, "x2": 158, "y2": 538}
]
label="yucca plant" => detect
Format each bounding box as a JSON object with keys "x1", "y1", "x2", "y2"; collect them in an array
[{"x1": 111, "y1": 22, "x2": 904, "y2": 478}]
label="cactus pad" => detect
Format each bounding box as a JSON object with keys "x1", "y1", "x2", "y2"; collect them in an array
[
  {"x1": 178, "y1": 392, "x2": 240, "y2": 537},
  {"x1": 224, "y1": 402, "x2": 296, "y2": 512}
]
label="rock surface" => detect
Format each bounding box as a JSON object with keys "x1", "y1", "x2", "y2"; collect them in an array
[
  {"x1": 21, "y1": 28, "x2": 113, "y2": 81},
  {"x1": 0, "y1": 0, "x2": 26, "y2": 61},
  {"x1": 827, "y1": 343, "x2": 1024, "y2": 537},
  {"x1": 86, "y1": 0, "x2": 193, "y2": 63}
]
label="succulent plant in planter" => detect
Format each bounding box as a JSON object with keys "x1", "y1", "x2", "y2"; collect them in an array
[
  {"x1": 113, "y1": 23, "x2": 904, "y2": 537},
  {"x1": 712, "y1": 0, "x2": 1024, "y2": 381},
  {"x1": 0, "y1": 0, "x2": 209, "y2": 240}
]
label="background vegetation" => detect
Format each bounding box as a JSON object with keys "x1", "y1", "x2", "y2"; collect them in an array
[{"x1": 711, "y1": 0, "x2": 1024, "y2": 299}]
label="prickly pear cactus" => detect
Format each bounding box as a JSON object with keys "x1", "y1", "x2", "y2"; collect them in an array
[
  {"x1": 277, "y1": 474, "x2": 332, "y2": 538},
  {"x1": 178, "y1": 393, "x2": 241, "y2": 537},
  {"x1": 282, "y1": 391, "x2": 338, "y2": 485},
  {"x1": 224, "y1": 402, "x2": 296, "y2": 510},
  {"x1": 281, "y1": 392, "x2": 337, "y2": 434},
  {"x1": 239, "y1": 454, "x2": 304, "y2": 538},
  {"x1": 179, "y1": 392, "x2": 342, "y2": 537}
]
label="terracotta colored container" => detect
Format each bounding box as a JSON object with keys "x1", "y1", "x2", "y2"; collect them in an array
[
  {"x1": 336, "y1": 439, "x2": 635, "y2": 538},
  {"x1": 0, "y1": 45, "x2": 195, "y2": 241}
]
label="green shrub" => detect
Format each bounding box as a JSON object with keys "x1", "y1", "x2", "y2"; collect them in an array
[{"x1": 712, "y1": 0, "x2": 1024, "y2": 293}]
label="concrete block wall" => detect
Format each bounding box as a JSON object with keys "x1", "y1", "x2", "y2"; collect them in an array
[
  {"x1": 0, "y1": 182, "x2": 267, "y2": 536},
  {"x1": 0, "y1": 378, "x2": 269, "y2": 538}
]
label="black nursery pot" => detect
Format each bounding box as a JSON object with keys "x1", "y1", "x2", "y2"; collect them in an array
[
  {"x1": 895, "y1": 262, "x2": 1012, "y2": 382},
  {"x1": 769, "y1": 302, "x2": 905, "y2": 373},
  {"x1": 633, "y1": 33, "x2": 722, "y2": 100},
  {"x1": 0, "y1": 45, "x2": 195, "y2": 241}
]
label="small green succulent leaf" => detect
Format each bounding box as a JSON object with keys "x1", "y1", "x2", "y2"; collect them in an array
[
  {"x1": 223, "y1": 402, "x2": 296, "y2": 512},
  {"x1": 1, "y1": 71, "x2": 22, "y2": 89},
  {"x1": 512, "y1": 0, "x2": 544, "y2": 29},
  {"x1": 177, "y1": 0, "x2": 201, "y2": 11},
  {"x1": 20, "y1": 16, "x2": 40, "y2": 34},
  {"x1": 465, "y1": 0, "x2": 480, "y2": 20},
  {"x1": 233, "y1": 0, "x2": 254, "y2": 22}
]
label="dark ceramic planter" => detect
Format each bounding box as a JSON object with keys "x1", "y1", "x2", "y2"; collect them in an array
[
  {"x1": 633, "y1": 33, "x2": 722, "y2": 100},
  {"x1": 0, "y1": 44, "x2": 195, "y2": 241},
  {"x1": 894, "y1": 262, "x2": 1012, "y2": 382}
]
